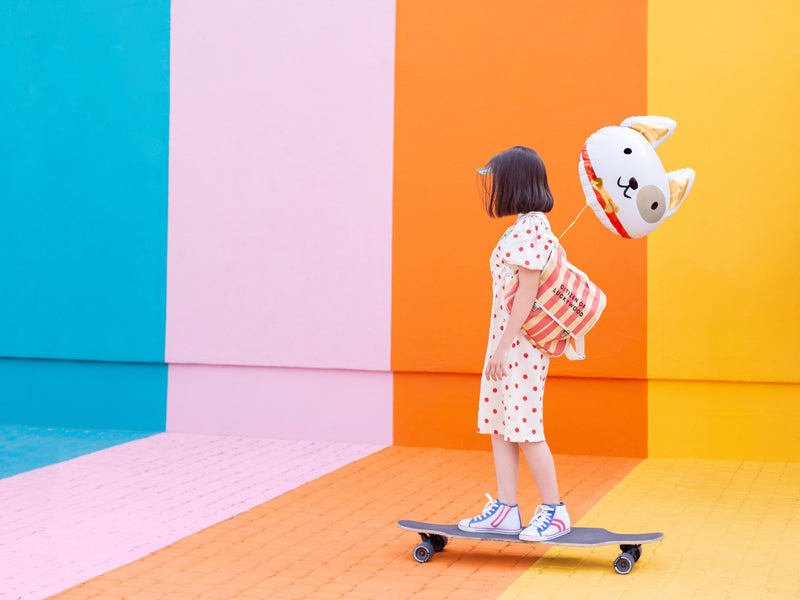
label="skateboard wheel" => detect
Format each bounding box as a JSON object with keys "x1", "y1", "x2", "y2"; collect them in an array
[
  {"x1": 430, "y1": 534, "x2": 448, "y2": 552},
  {"x1": 614, "y1": 552, "x2": 634, "y2": 575},
  {"x1": 413, "y1": 541, "x2": 435, "y2": 563}
]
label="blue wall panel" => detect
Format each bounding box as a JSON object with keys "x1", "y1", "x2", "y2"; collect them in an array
[
  {"x1": 0, "y1": 358, "x2": 167, "y2": 431},
  {"x1": 0, "y1": 0, "x2": 170, "y2": 363}
]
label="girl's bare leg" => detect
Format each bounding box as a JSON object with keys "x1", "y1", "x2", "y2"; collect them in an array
[
  {"x1": 492, "y1": 434, "x2": 521, "y2": 505},
  {"x1": 520, "y1": 440, "x2": 560, "y2": 505}
]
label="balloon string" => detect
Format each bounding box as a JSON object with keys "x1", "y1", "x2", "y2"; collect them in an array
[{"x1": 558, "y1": 204, "x2": 588, "y2": 240}]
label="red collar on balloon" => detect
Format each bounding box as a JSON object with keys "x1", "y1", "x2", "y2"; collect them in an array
[{"x1": 581, "y1": 145, "x2": 631, "y2": 239}]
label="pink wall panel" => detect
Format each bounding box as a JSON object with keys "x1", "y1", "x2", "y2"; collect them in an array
[
  {"x1": 167, "y1": 365, "x2": 393, "y2": 445},
  {"x1": 166, "y1": 1, "x2": 395, "y2": 370}
]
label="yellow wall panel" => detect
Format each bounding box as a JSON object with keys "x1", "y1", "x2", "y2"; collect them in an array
[
  {"x1": 649, "y1": 380, "x2": 800, "y2": 461},
  {"x1": 647, "y1": 0, "x2": 800, "y2": 383}
]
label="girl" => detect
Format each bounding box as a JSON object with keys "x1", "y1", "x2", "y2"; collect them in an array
[{"x1": 458, "y1": 146, "x2": 570, "y2": 542}]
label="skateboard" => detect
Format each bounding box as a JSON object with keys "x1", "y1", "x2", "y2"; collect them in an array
[{"x1": 397, "y1": 520, "x2": 664, "y2": 575}]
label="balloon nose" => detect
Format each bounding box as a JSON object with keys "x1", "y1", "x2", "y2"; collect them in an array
[{"x1": 628, "y1": 177, "x2": 638, "y2": 190}]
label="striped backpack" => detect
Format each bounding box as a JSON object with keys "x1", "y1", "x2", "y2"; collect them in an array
[{"x1": 504, "y1": 243, "x2": 606, "y2": 360}]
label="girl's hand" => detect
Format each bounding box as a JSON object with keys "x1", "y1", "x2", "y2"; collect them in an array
[
  {"x1": 485, "y1": 343, "x2": 511, "y2": 381},
  {"x1": 485, "y1": 267, "x2": 541, "y2": 382}
]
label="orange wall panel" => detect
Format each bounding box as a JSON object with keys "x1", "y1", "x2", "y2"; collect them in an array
[
  {"x1": 393, "y1": 372, "x2": 492, "y2": 451},
  {"x1": 394, "y1": 372, "x2": 647, "y2": 457},
  {"x1": 392, "y1": 0, "x2": 648, "y2": 381},
  {"x1": 544, "y1": 377, "x2": 648, "y2": 457}
]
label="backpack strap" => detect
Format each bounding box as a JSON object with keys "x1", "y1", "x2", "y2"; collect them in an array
[
  {"x1": 564, "y1": 336, "x2": 586, "y2": 361},
  {"x1": 532, "y1": 301, "x2": 588, "y2": 361}
]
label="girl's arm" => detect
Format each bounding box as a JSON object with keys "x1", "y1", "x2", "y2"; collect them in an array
[{"x1": 485, "y1": 267, "x2": 541, "y2": 381}]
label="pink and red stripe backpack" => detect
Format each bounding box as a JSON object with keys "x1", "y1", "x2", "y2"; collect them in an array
[{"x1": 505, "y1": 243, "x2": 606, "y2": 360}]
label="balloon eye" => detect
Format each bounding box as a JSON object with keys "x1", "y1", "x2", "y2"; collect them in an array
[
  {"x1": 623, "y1": 148, "x2": 632, "y2": 155},
  {"x1": 651, "y1": 202, "x2": 659, "y2": 211}
]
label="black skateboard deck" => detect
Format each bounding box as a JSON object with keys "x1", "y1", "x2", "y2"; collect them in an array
[{"x1": 397, "y1": 520, "x2": 663, "y2": 574}]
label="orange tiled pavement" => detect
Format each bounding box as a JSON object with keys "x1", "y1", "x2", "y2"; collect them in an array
[{"x1": 50, "y1": 447, "x2": 640, "y2": 600}]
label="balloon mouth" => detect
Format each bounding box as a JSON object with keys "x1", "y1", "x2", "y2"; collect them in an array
[{"x1": 616, "y1": 176, "x2": 639, "y2": 199}]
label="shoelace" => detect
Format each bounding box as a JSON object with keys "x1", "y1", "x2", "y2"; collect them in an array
[
  {"x1": 474, "y1": 493, "x2": 499, "y2": 522},
  {"x1": 528, "y1": 504, "x2": 556, "y2": 531}
]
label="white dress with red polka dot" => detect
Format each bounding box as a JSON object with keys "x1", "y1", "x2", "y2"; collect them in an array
[{"x1": 477, "y1": 212, "x2": 556, "y2": 443}]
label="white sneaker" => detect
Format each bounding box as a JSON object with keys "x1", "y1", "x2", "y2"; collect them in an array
[
  {"x1": 458, "y1": 493, "x2": 522, "y2": 534},
  {"x1": 519, "y1": 503, "x2": 570, "y2": 541}
]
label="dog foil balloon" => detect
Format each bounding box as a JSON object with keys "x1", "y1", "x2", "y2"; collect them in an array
[{"x1": 579, "y1": 116, "x2": 695, "y2": 239}]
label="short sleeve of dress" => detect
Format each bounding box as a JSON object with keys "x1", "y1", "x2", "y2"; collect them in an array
[{"x1": 498, "y1": 213, "x2": 556, "y2": 272}]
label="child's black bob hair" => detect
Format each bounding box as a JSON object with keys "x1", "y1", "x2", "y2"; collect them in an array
[{"x1": 479, "y1": 146, "x2": 554, "y2": 218}]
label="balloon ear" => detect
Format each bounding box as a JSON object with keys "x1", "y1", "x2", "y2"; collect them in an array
[
  {"x1": 620, "y1": 115, "x2": 677, "y2": 149},
  {"x1": 666, "y1": 168, "x2": 695, "y2": 216}
]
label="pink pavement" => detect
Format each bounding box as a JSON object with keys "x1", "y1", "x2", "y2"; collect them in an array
[{"x1": 0, "y1": 434, "x2": 384, "y2": 600}]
